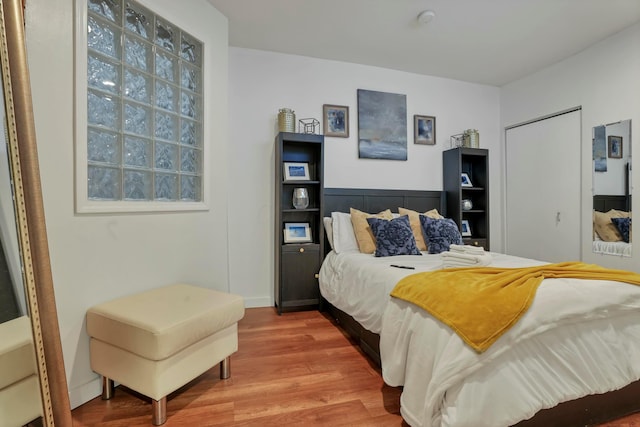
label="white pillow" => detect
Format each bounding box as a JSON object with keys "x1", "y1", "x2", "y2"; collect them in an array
[
  {"x1": 330, "y1": 211, "x2": 359, "y2": 253},
  {"x1": 323, "y1": 217, "x2": 334, "y2": 250}
]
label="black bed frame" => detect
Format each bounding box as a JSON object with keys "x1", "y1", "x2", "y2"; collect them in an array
[
  {"x1": 593, "y1": 194, "x2": 630, "y2": 213},
  {"x1": 321, "y1": 188, "x2": 444, "y2": 365},
  {"x1": 321, "y1": 187, "x2": 640, "y2": 427}
]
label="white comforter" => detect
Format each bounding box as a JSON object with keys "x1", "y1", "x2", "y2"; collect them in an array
[
  {"x1": 592, "y1": 239, "x2": 632, "y2": 256},
  {"x1": 319, "y1": 251, "x2": 640, "y2": 427},
  {"x1": 319, "y1": 250, "x2": 543, "y2": 333},
  {"x1": 319, "y1": 250, "x2": 444, "y2": 333}
]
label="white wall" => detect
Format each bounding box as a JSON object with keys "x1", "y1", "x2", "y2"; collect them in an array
[
  {"x1": 227, "y1": 48, "x2": 502, "y2": 307},
  {"x1": 25, "y1": 0, "x2": 229, "y2": 408},
  {"x1": 501, "y1": 23, "x2": 640, "y2": 271}
]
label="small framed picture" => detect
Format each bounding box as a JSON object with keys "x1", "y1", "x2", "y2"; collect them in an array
[
  {"x1": 283, "y1": 222, "x2": 312, "y2": 243},
  {"x1": 414, "y1": 115, "x2": 436, "y2": 145},
  {"x1": 323, "y1": 104, "x2": 349, "y2": 137},
  {"x1": 461, "y1": 219, "x2": 472, "y2": 237},
  {"x1": 283, "y1": 162, "x2": 310, "y2": 181},
  {"x1": 608, "y1": 135, "x2": 623, "y2": 159},
  {"x1": 461, "y1": 173, "x2": 473, "y2": 187}
]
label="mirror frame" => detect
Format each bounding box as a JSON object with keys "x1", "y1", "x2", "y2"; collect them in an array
[
  {"x1": 592, "y1": 119, "x2": 632, "y2": 256},
  {"x1": 0, "y1": 0, "x2": 72, "y2": 425}
]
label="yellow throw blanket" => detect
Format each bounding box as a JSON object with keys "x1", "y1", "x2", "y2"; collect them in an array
[{"x1": 390, "y1": 261, "x2": 640, "y2": 353}]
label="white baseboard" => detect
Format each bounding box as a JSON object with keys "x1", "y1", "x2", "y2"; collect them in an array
[
  {"x1": 68, "y1": 376, "x2": 103, "y2": 409},
  {"x1": 241, "y1": 296, "x2": 272, "y2": 308}
]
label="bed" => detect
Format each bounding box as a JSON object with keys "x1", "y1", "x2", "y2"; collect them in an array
[
  {"x1": 319, "y1": 187, "x2": 640, "y2": 427},
  {"x1": 592, "y1": 237, "x2": 632, "y2": 257},
  {"x1": 593, "y1": 194, "x2": 632, "y2": 256}
]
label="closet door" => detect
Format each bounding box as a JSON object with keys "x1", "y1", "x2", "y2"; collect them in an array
[{"x1": 505, "y1": 110, "x2": 581, "y2": 262}]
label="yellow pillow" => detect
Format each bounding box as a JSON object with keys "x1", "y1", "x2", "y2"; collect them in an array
[
  {"x1": 593, "y1": 209, "x2": 627, "y2": 242},
  {"x1": 349, "y1": 208, "x2": 393, "y2": 253},
  {"x1": 398, "y1": 207, "x2": 444, "y2": 251},
  {"x1": 612, "y1": 209, "x2": 631, "y2": 218}
]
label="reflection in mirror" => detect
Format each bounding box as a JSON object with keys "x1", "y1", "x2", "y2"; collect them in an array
[
  {"x1": 0, "y1": 12, "x2": 44, "y2": 427},
  {"x1": 0, "y1": 0, "x2": 72, "y2": 424},
  {"x1": 592, "y1": 119, "x2": 632, "y2": 256},
  {"x1": 0, "y1": 36, "x2": 43, "y2": 427},
  {"x1": 0, "y1": 76, "x2": 25, "y2": 323}
]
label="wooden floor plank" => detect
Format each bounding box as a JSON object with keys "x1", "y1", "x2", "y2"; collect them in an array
[{"x1": 71, "y1": 307, "x2": 640, "y2": 426}]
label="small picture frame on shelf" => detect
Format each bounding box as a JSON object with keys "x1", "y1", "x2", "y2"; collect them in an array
[
  {"x1": 461, "y1": 173, "x2": 473, "y2": 187},
  {"x1": 461, "y1": 219, "x2": 472, "y2": 237},
  {"x1": 413, "y1": 115, "x2": 436, "y2": 145},
  {"x1": 283, "y1": 162, "x2": 310, "y2": 181},
  {"x1": 323, "y1": 104, "x2": 349, "y2": 137},
  {"x1": 283, "y1": 222, "x2": 312, "y2": 243},
  {"x1": 607, "y1": 135, "x2": 623, "y2": 159}
]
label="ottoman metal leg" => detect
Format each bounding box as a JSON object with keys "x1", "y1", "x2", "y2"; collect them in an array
[
  {"x1": 220, "y1": 356, "x2": 231, "y2": 379},
  {"x1": 152, "y1": 397, "x2": 167, "y2": 426},
  {"x1": 101, "y1": 376, "x2": 114, "y2": 400}
]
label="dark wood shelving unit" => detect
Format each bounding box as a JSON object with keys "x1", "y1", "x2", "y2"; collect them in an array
[
  {"x1": 274, "y1": 132, "x2": 324, "y2": 314},
  {"x1": 443, "y1": 147, "x2": 490, "y2": 249}
]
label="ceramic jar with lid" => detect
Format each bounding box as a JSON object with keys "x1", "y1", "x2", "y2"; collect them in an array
[
  {"x1": 463, "y1": 129, "x2": 479, "y2": 148},
  {"x1": 278, "y1": 108, "x2": 296, "y2": 133}
]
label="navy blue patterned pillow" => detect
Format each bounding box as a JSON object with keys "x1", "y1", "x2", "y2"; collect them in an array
[
  {"x1": 366, "y1": 215, "x2": 421, "y2": 257},
  {"x1": 611, "y1": 217, "x2": 631, "y2": 243},
  {"x1": 419, "y1": 215, "x2": 463, "y2": 254}
]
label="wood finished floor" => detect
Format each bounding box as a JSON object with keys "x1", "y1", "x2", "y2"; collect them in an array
[{"x1": 72, "y1": 307, "x2": 640, "y2": 426}]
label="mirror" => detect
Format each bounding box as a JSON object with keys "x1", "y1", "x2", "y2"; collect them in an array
[
  {"x1": 0, "y1": 60, "x2": 42, "y2": 427},
  {"x1": 592, "y1": 119, "x2": 632, "y2": 256},
  {"x1": 0, "y1": 0, "x2": 72, "y2": 425},
  {"x1": 0, "y1": 87, "x2": 26, "y2": 321}
]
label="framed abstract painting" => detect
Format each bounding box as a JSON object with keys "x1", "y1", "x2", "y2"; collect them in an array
[{"x1": 357, "y1": 89, "x2": 407, "y2": 160}]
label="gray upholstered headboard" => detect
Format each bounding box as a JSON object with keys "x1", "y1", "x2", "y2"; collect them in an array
[
  {"x1": 321, "y1": 187, "x2": 446, "y2": 269},
  {"x1": 323, "y1": 188, "x2": 445, "y2": 217},
  {"x1": 593, "y1": 195, "x2": 630, "y2": 213}
]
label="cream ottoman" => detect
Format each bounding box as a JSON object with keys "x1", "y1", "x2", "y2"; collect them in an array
[
  {"x1": 0, "y1": 316, "x2": 42, "y2": 427},
  {"x1": 86, "y1": 284, "x2": 244, "y2": 425}
]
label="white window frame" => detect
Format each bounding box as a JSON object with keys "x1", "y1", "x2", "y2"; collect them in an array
[{"x1": 74, "y1": 0, "x2": 209, "y2": 213}]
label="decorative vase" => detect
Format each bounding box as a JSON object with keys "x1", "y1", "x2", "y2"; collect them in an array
[
  {"x1": 462, "y1": 199, "x2": 473, "y2": 211},
  {"x1": 292, "y1": 188, "x2": 309, "y2": 209},
  {"x1": 278, "y1": 108, "x2": 296, "y2": 133},
  {"x1": 463, "y1": 129, "x2": 480, "y2": 148}
]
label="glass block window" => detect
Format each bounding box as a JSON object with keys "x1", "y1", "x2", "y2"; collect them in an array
[{"x1": 86, "y1": 0, "x2": 203, "y2": 202}]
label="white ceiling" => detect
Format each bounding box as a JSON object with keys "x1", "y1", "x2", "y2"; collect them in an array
[{"x1": 207, "y1": 0, "x2": 640, "y2": 87}]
